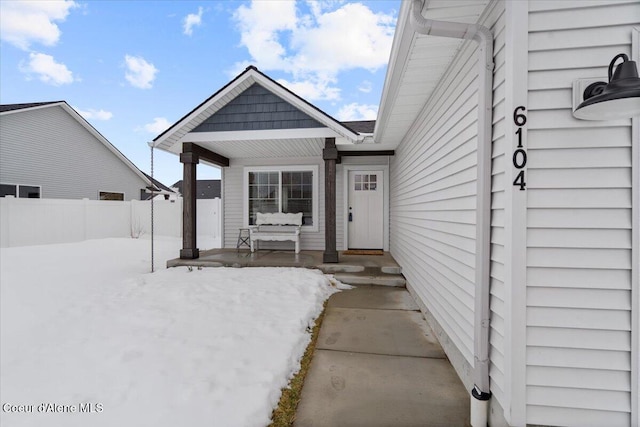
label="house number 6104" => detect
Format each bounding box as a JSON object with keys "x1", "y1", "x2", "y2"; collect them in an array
[{"x1": 512, "y1": 106, "x2": 527, "y2": 191}]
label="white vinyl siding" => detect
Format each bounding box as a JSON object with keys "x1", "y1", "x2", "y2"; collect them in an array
[
  {"x1": 390, "y1": 2, "x2": 504, "y2": 388},
  {"x1": 223, "y1": 166, "x2": 244, "y2": 249},
  {"x1": 0, "y1": 106, "x2": 148, "y2": 201},
  {"x1": 525, "y1": 1, "x2": 638, "y2": 425},
  {"x1": 489, "y1": 2, "x2": 507, "y2": 410},
  {"x1": 223, "y1": 157, "x2": 328, "y2": 250}
]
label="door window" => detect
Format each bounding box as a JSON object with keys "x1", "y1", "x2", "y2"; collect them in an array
[{"x1": 354, "y1": 174, "x2": 377, "y2": 191}]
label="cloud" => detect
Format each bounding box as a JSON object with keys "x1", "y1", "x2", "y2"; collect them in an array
[
  {"x1": 0, "y1": 0, "x2": 77, "y2": 50},
  {"x1": 233, "y1": 1, "x2": 297, "y2": 70},
  {"x1": 141, "y1": 117, "x2": 171, "y2": 134},
  {"x1": 183, "y1": 7, "x2": 204, "y2": 36},
  {"x1": 20, "y1": 52, "x2": 74, "y2": 85},
  {"x1": 277, "y1": 77, "x2": 341, "y2": 101},
  {"x1": 74, "y1": 107, "x2": 113, "y2": 121},
  {"x1": 290, "y1": 3, "x2": 395, "y2": 74},
  {"x1": 358, "y1": 80, "x2": 372, "y2": 93},
  {"x1": 232, "y1": 1, "x2": 395, "y2": 101},
  {"x1": 124, "y1": 55, "x2": 158, "y2": 89},
  {"x1": 336, "y1": 103, "x2": 378, "y2": 121}
]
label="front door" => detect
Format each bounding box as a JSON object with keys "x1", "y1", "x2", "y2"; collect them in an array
[{"x1": 348, "y1": 170, "x2": 384, "y2": 249}]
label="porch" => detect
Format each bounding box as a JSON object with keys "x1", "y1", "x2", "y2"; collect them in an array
[
  {"x1": 152, "y1": 66, "x2": 396, "y2": 265},
  {"x1": 166, "y1": 249, "x2": 405, "y2": 287}
]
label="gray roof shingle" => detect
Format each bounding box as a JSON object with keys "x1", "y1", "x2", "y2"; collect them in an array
[
  {"x1": 0, "y1": 101, "x2": 63, "y2": 113},
  {"x1": 341, "y1": 120, "x2": 376, "y2": 134}
]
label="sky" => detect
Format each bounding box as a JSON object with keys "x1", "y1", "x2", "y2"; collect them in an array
[{"x1": 0, "y1": 0, "x2": 400, "y2": 187}]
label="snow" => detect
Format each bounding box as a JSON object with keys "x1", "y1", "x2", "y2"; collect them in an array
[{"x1": 1, "y1": 237, "x2": 339, "y2": 427}]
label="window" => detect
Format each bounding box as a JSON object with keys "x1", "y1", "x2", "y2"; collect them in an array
[
  {"x1": 246, "y1": 166, "x2": 317, "y2": 228},
  {"x1": 99, "y1": 191, "x2": 124, "y2": 201},
  {"x1": 0, "y1": 184, "x2": 40, "y2": 198},
  {"x1": 19, "y1": 185, "x2": 41, "y2": 198},
  {"x1": 354, "y1": 174, "x2": 377, "y2": 191},
  {"x1": 0, "y1": 184, "x2": 16, "y2": 197}
]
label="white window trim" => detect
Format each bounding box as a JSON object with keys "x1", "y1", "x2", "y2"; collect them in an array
[
  {"x1": 98, "y1": 190, "x2": 125, "y2": 201},
  {"x1": 0, "y1": 183, "x2": 42, "y2": 198},
  {"x1": 243, "y1": 165, "x2": 319, "y2": 232}
]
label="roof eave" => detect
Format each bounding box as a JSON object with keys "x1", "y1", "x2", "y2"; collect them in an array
[{"x1": 373, "y1": 0, "x2": 414, "y2": 145}]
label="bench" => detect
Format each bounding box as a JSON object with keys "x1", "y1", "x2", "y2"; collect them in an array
[{"x1": 249, "y1": 212, "x2": 303, "y2": 254}]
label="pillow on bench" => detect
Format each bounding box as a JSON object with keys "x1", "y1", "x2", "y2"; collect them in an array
[
  {"x1": 255, "y1": 212, "x2": 303, "y2": 226},
  {"x1": 250, "y1": 212, "x2": 303, "y2": 253}
]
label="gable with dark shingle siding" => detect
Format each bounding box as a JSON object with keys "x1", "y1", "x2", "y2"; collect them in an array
[{"x1": 192, "y1": 83, "x2": 324, "y2": 132}]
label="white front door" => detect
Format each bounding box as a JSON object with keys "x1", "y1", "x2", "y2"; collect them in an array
[{"x1": 348, "y1": 171, "x2": 384, "y2": 249}]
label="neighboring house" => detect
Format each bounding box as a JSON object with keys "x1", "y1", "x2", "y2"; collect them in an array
[
  {"x1": 141, "y1": 172, "x2": 178, "y2": 201},
  {"x1": 172, "y1": 179, "x2": 221, "y2": 199},
  {"x1": 0, "y1": 101, "x2": 159, "y2": 201},
  {"x1": 153, "y1": 1, "x2": 639, "y2": 426}
]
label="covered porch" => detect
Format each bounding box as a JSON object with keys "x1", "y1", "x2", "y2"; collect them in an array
[{"x1": 152, "y1": 66, "x2": 395, "y2": 265}]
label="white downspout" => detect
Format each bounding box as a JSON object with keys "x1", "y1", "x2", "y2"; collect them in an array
[{"x1": 409, "y1": 1, "x2": 494, "y2": 426}]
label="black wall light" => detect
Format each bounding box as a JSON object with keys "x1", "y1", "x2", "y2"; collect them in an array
[{"x1": 574, "y1": 53, "x2": 640, "y2": 120}]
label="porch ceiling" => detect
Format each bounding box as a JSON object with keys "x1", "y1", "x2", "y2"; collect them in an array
[
  {"x1": 174, "y1": 135, "x2": 396, "y2": 161},
  {"x1": 186, "y1": 137, "x2": 326, "y2": 159},
  {"x1": 374, "y1": 0, "x2": 491, "y2": 147}
]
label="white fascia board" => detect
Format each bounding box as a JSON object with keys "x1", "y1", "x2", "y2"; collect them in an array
[
  {"x1": 374, "y1": 0, "x2": 414, "y2": 143},
  {"x1": 180, "y1": 127, "x2": 342, "y2": 143}
]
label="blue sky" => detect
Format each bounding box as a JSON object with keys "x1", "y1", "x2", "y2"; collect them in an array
[{"x1": 0, "y1": 0, "x2": 399, "y2": 187}]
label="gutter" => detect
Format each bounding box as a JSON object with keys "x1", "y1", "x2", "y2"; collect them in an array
[{"x1": 409, "y1": 1, "x2": 494, "y2": 425}]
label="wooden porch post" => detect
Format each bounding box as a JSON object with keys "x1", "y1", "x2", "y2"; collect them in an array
[
  {"x1": 323, "y1": 137, "x2": 339, "y2": 263},
  {"x1": 180, "y1": 151, "x2": 199, "y2": 259}
]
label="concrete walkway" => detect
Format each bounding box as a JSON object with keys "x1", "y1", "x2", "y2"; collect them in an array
[{"x1": 294, "y1": 285, "x2": 470, "y2": 427}]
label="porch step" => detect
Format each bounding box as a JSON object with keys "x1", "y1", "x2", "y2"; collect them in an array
[{"x1": 333, "y1": 272, "x2": 406, "y2": 287}]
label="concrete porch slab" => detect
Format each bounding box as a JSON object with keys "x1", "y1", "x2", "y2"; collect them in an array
[
  {"x1": 317, "y1": 307, "x2": 446, "y2": 358},
  {"x1": 166, "y1": 249, "x2": 402, "y2": 276},
  {"x1": 328, "y1": 285, "x2": 420, "y2": 311},
  {"x1": 294, "y1": 350, "x2": 470, "y2": 427}
]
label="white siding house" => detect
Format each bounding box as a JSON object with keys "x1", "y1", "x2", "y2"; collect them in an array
[
  {"x1": 0, "y1": 102, "x2": 153, "y2": 201},
  {"x1": 525, "y1": 2, "x2": 637, "y2": 425},
  {"x1": 154, "y1": 2, "x2": 638, "y2": 423},
  {"x1": 375, "y1": 1, "x2": 639, "y2": 426}
]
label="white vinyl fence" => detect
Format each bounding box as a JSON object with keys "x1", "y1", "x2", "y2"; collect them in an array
[{"x1": 0, "y1": 196, "x2": 221, "y2": 248}]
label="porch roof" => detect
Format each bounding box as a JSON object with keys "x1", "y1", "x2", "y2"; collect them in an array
[
  {"x1": 152, "y1": 66, "x2": 383, "y2": 161},
  {"x1": 374, "y1": 0, "x2": 491, "y2": 147}
]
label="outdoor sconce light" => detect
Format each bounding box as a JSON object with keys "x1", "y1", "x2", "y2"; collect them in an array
[{"x1": 573, "y1": 53, "x2": 640, "y2": 120}]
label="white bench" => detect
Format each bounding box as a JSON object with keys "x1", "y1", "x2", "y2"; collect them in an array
[{"x1": 249, "y1": 212, "x2": 303, "y2": 254}]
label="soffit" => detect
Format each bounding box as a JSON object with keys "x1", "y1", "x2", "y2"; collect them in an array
[
  {"x1": 190, "y1": 138, "x2": 326, "y2": 160},
  {"x1": 374, "y1": 0, "x2": 491, "y2": 147}
]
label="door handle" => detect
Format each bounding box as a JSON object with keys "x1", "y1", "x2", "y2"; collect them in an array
[{"x1": 349, "y1": 207, "x2": 353, "y2": 222}]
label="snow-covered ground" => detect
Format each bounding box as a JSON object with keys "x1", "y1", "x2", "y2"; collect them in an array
[{"x1": 1, "y1": 237, "x2": 339, "y2": 427}]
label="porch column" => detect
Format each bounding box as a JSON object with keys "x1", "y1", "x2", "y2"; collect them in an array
[
  {"x1": 323, "y1": 137, "x2": 339, "y2": 263},
  {"x1": 180, "y1": 151, "x2": 199, "y2": 259}
]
